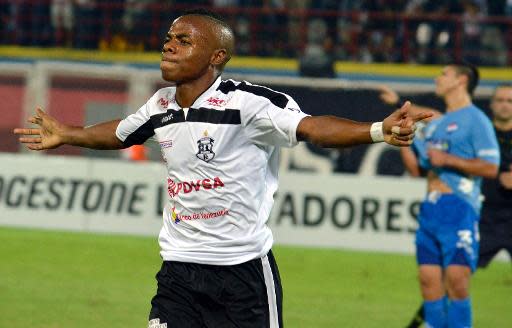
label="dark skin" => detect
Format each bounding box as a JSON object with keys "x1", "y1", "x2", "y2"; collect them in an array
[{"x1": 14, "y1": 15, "x2": 432, "y2": 151}]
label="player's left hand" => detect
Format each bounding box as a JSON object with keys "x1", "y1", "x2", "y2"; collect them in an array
[
  {"x1": 427, "y1": 148, "x2": 449, "y2": 167},
  {"x1": 382, "y1": 101, "x2": 433, "y2": 146}
]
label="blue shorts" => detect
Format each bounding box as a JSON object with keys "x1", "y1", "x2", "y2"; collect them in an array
[{"x1": 416, "y1": 193, "x2": 480, "y2": 272}]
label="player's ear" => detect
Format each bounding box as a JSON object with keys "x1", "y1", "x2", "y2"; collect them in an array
[
  {"x1": 211, "y1": 49, "x2": 228, "y2": 67},
  {"x1": 458, "y1": 73, "x2": 469, "y2": 88}
]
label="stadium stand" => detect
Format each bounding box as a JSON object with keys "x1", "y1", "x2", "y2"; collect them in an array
[{"x1": 0, "y1": 0, "x2": 511, "y2": 65}]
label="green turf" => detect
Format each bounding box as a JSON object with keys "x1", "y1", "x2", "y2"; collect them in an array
[{"x1": 1, "y1": 226, "x2": 510, "y2": 327}]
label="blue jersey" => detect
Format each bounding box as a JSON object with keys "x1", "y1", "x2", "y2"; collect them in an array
[{"x1": 412, "y1": 104, "x2": 500, "y2": 214}]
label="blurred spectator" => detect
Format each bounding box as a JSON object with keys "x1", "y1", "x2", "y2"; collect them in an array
[
  {"x1": 51, "y1": 0, "x2": 74, "y2": 47},
  {"x1": 310, "y1": 0, "x2": 340, "y2": 41},
  {"x1": 335, "y1": 0, "x2": 365, "y2": 60},
  {"x1": 122, "y1": 0, "x2": 158, "y2": 51},
  {"x1": 480, "y1": 26, "x2": 508, "y2": 66},
  {"x1": 1, "y1": 1, "x2": 32, "y2": 45},
  {"x1": 462, "y1": 0, "x2": 486, "y2": 64},
  {"x1": 1, "y1": 1, "x2": 17, "y2": 44},
  {"x1": 257, "y1": 0, "x2": 288, "y2": 56},
  {"x1": 299, "y1": 35, "x2": 335, "y2": 78},
  {"x1": 74, "y1": 0, "x2": 99, "y2": 49},
  {"x1": 30, "y1": 2, "x2": 52, "y2": 46},
  {"x1": 405, "y1": 0, "x2": 463, "y2": 64},
  {"x1": 284, "y1": 0, "x2": 310, "y2": 57},
  {"x1": 360, "y1": 0, "x2": 407, "y2": 62},
  {"x1": 97, "y1": 0, "x2": 124, "y2": 50}
]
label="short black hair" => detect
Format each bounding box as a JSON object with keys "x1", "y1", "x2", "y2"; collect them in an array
[
  {"x1": 451, "y1": 62, "x2": 480, "y2": 95},
  {"x1": 181, "y1": 8, "x2": 232, "y2": 31}
]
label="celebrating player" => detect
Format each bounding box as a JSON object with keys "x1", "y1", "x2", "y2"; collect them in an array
[{"x1": 15, "y1": 9, "x2": 432, "y2": 328}]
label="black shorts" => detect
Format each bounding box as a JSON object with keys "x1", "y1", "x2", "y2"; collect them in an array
[
  {"x1": 478, "y1": 207, "x2": 512, "y2": 268},
  {"x1": 148, "y1": 250, "x2": 283, "y2": 328}
]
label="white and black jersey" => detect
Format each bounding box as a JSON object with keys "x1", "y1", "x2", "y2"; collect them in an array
[{"x1": 116, "y1": 77, "x2": 309, "y2": 265}]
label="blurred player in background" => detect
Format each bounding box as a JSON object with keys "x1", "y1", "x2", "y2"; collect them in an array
[
  {"x1": 380, "y1": 64, "x2": 500, "y2": 328},
  {"x1": 478, "y1": 83, "x2": 512, "y2": 269},
  {"x1": 14, "y1": 9, "x2": 432, "y2": 328},
  {"x1": 383, "y1": 83, "x2": 512, "y2": 328}
]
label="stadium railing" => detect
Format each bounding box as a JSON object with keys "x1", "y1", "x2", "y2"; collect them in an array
[{"x1": 0, "y1": 1, "x2": 511, "y2": 66}]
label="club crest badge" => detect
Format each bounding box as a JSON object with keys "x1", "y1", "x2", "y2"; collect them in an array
[{"x1": 196, "y1": 130, "x2": 215, "y2": 162}]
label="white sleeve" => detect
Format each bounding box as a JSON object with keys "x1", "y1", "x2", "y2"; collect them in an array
[
  {"x1": 240, "y1": 92, "x2": 309, "y2": 147},
  {"x1": 115, "y1": 96, "x2": 155, "y2": 147}
]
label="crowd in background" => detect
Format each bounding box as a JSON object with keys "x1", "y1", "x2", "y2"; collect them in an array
[{"x1": 1, "y1": 0, "x2": 512, "y2": 67}]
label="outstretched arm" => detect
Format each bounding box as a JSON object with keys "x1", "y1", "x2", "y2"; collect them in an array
[
  {"x1": 296, "y1": 101, "x2": 433, "y2": 148},
  {"x1": 13, "y1": 108, "x2": 125, "y2": 151}
]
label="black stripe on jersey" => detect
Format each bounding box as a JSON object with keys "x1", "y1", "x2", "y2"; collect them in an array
[
  {"x1": 217, "y1": 80, "x2": 289, "y2": 109},
  {"x1": 123, "y1": 119, "x2": 155, "y2": 147},
  {"x1": 187, "y1": 108, "x2": 241, "y2": 124}
]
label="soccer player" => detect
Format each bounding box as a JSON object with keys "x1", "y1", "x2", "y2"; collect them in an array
[
  {"x1": 399, "y1": 84, "x2": 512, "y2": 328},
  {"x1": 380, "y1": 64, "x2": 500, "y2": 328},
  {"x1": 14, "y1": 9, "x2": 432, "y2": 328}
]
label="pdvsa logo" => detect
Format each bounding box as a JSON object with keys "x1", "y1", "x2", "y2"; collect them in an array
[
  {"x1": 196, "y1": 130, "x2": 215, "y2": 162},
  {"x1": 206, "y1": 97, "x2": 226, "y2": 107},
  {"x1": 167, "y1": 176, "x2": 225, "y2": 198}
]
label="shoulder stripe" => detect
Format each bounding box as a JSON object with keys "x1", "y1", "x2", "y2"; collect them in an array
[
  {"x1": 123, "y1": 120, "x2": 154, "y2": 147},
  {"x1": 217, "y1": 80, "x2": 289, "y2": 109},
  {"x1": 187, "y1": 108, "x2": 241, "y2": 125}
]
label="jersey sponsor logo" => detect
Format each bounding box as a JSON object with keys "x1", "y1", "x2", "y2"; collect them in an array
[
  {"x1": 157, "y1": 91, "x2": 176, "y2": 109},
  {"x1": 171, "y1": 206, "x2": 180, "y2": 224},
  {"x1": 196, "y1": 130, "x2": 215, "y2": 162},
  {"x1": 427, "y1": 139, "x2": 449, "y2": 151},
  {"x1": 206, "y1": 96, "x2": 227, "y2": 107},
  {"x1": 157, "y1": 97, "x2": 171, "y2": 108},
  {"x1": 171, "y1": 207, "x2": 230, "y2": 224},
  {"x1": 159, "y1": 140, "x2": 173, "y2": 149},
  {"x1": 446, "y1": 122, "x2": 458, "y2": 132},
  {"x1": 161, "y1": 113, "x2": 174, "y2": 124},
  {"x1": 148, "y1": 318, "x2": 167, "y2": 328},
  {"x1": 167, "y1": 176, "x2": 225, "y2": 198}
]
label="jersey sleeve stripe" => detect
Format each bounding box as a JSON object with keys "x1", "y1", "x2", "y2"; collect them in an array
[{"x1": 122, "y1": 119, "x2": 155, "y2": 147}]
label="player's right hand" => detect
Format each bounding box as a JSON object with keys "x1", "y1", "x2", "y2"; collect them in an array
[
  {"x1": 382, "y1": 101, "x2": 433, "y2": 147},
  {"x1": 13, "y1": 108, "x2": 67, "y2": 150},
  {"x1": 378, "y1": 85, "x2": 400, "y2": 107}
]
